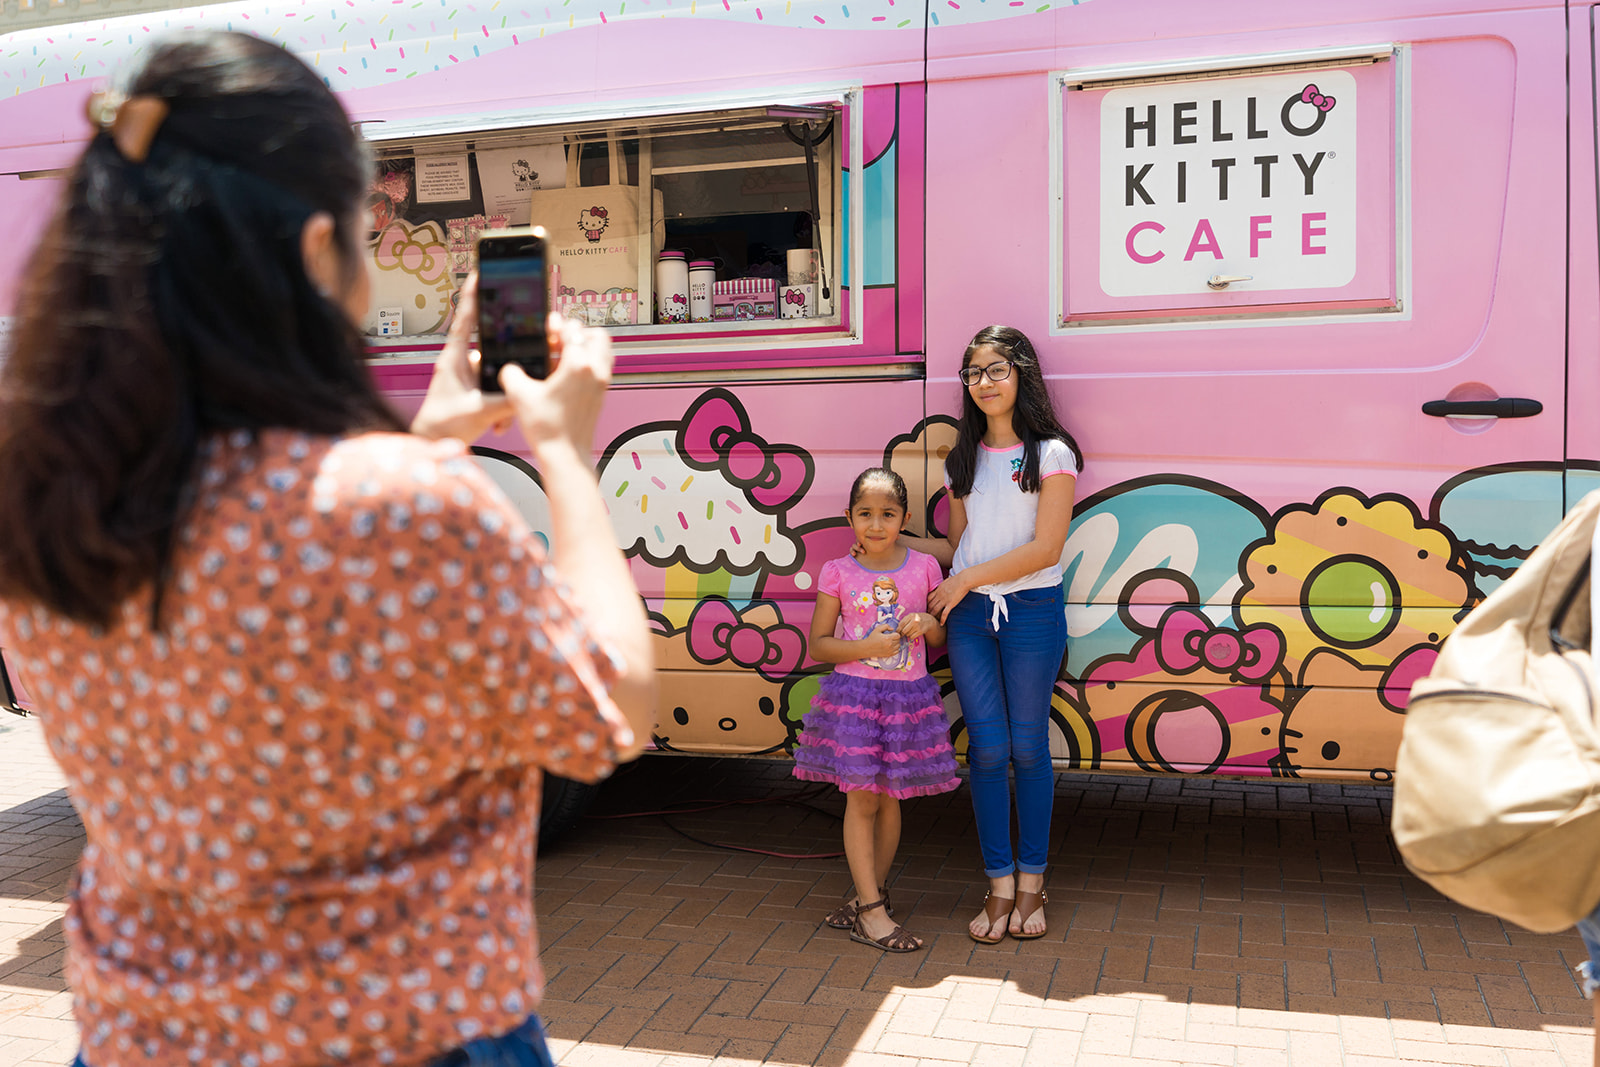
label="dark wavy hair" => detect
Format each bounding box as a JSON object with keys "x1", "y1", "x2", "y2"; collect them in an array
[
  {"x1": 944, "y1": 325, "x2": 1082, "y2": 498},
  {"x1": 0, "y1": 31, "x2": 401, "y2": 628}
]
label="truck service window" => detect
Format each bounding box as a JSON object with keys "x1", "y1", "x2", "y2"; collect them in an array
[{"x1": 358, "y1": 102, "x2": 845, "y2": 348}]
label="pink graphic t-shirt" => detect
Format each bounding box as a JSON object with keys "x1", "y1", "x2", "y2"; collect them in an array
[{"x1": 817, "y1": 550, "x2": 944, "y2": 680}]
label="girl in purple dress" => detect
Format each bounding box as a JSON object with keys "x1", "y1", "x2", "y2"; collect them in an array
[{"x1": 793, "y1": 468, "x2": 961, "y2": 952}]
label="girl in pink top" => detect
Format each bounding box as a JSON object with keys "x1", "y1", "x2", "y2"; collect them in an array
[{"x1": 793, "y1": 468, "x2": 960, "y2": 952}]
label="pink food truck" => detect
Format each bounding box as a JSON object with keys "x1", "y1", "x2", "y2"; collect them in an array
[{"x1": 1, "y1": 0, "x2": 1592, "y2": 826}]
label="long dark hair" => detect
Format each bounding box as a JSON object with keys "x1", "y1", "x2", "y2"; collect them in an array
[
  {"x1": 0, "y1": 31, "x2": 402, "y2": 628},
  {"x1": 944, "y1": 325, "x2": 1082, "y2": 498}
]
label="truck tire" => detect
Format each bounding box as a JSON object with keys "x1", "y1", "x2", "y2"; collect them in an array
[{"x1": 538, "y1": 773, "x2": 601, "y2": 848}]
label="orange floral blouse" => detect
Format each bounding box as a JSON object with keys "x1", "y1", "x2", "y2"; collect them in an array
[{"x1": 0, "y1": 429, "x2": 632, "y2": 1067}]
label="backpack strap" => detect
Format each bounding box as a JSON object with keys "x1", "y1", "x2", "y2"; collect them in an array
[{"x1": 1551, "y1": 553, "x2": 1592, "y2": 653}]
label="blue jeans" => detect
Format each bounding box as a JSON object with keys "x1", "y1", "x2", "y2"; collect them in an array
[
  {"x1": 946, "y1": 584, "x2": 1068, "y2": 878},
  {"x1": 1577, "y1": 903, "x2": 1600, "y2": 998},
  {"x1": 73, "y1": 1014, "x2": 556, "y2": 1067}
]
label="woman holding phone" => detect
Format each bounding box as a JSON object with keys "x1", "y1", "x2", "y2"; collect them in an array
[{"x1": 0, "y1": 30, "x2": 653, "y2": 1067}]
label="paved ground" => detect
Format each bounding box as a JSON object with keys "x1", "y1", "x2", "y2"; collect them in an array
[
  {"x1": 0, "y1": 716, "x2": 79, "y2": 1067},
  {"x1": 3, "y1": 711, "x2": 1597, "y2": 1066}
]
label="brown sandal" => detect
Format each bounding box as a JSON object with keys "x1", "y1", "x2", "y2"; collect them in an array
[
  {"x1": 849, "y1": 899, "x2": 922, "y2": 953},
  {"x1": 824, "y1": 886, "x2": 892, "y2": 930},
  {"x1": 969, "y1": 890, "x2": 1013, "y2": 944},
  {"x1": 1010, "y1": 888, "x2": 1048, "y2": 940}
]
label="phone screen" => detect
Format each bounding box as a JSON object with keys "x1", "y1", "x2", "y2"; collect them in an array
[{"x1": 477, "y1": 231, "x2": 548, "y2": 391}]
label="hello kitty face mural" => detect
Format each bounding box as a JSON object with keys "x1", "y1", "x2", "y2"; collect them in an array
[{"x1": 649, "y1": 598, "x2": 802, "y2": 753}]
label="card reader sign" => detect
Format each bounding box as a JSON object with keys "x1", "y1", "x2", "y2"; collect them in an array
[{"x1": 1099, "y1": 69, "x2": 1358, "y2": 298}]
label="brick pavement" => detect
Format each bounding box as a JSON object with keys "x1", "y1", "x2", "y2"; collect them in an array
[
  {"x1": 0, "y1": 715, "x2": 79, "y2": 1067},
  {"x1": 3, "y1": 711, "x2": 1596, "y2": 1066}
]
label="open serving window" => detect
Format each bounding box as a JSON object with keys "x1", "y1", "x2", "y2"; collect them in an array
[{"x1": 357, "y1": 94, "x2": 851, "y2": 357}]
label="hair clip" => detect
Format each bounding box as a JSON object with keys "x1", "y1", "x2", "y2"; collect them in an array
[{"x1": 85, "y1": 90, "x2": 170, "y2": 164}]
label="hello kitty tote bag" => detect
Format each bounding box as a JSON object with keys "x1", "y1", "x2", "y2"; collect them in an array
[{"x1": 527, "y1": 137, "x2": 664, "y2": 309}]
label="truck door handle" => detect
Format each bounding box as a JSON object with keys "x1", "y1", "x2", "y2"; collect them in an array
[{"x1": 1421, "y1": 398, "x2": 1543, "y2": 418}]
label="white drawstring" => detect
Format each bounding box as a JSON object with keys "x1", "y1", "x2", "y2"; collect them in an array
[{"x1": 984, "y1": 589, "x2": 1008, "y2": 630}]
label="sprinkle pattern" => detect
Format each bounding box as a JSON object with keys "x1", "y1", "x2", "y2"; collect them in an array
[{"x1": 0, "y1": 0, "x2": 1093, "y2": 98}]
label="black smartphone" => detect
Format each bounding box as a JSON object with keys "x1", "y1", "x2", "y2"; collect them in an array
[{"x1": 476, "y1": 227, "x2": 549, "y2": 391}]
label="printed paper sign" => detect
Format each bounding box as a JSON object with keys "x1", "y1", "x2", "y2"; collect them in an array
[
  {"x1": 1099, "y1": 69, "x2": 1357, "y2": 297},
  {"x1": 415, "y1": 153, "x2": 471, "y2": 203},
  {"x1": 476, "y1": 145, "x2": 566, "y2": 225}
]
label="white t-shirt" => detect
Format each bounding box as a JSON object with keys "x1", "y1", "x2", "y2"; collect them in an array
[{"x1": 945, "y1": 437, "x2": 1079, "y2": 625}]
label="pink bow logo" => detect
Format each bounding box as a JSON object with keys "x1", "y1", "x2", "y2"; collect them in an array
[
  {"x1": 590, "y1": 206, "x2": 608, "y2": 219},
  {"x1": 686, "y1": 597, "x2": 806, "y2": 681},
  {"x1": 679, "y1": 388, "x2": 814, "y2": 511},
  {"x1": 1154, "y1": 608, "x2": 1284, "y2": 684},
  {"x1": 784, "y1": 289, "x2": 807, "y2": 305},
  {"x1": 1300, "y1": 84, "x2": 1336, "y2": 112}
]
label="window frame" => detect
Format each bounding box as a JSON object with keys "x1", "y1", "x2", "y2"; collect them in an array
[
  {"x1": 357, "y1": 85, "x2": 866, "y2": 369},
  {"x1": 1047, "y1": 44, "x2": 1409, "y2": 334}
]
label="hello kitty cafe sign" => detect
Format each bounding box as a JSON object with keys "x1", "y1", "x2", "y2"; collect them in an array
[{"x1": 1063, "y1": 58, "x2": 1395, "y2": 320}]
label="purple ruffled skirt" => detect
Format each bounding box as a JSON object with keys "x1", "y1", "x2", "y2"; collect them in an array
[{"x1": 793, "y1": 671, "x2": 961, "y2": 798}]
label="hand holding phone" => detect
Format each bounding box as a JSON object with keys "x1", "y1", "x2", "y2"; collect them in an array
[
  {"x1": 409, "y1": 272, "x2": 514, "y2": 442},
  {"x1": 476, "y1": 228, "x2": 549, "y2": 391},
  {"x1": 499, "y1": 313, "x2": 613, "y2": 457}
]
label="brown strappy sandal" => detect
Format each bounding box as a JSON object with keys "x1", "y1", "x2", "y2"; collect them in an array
[
  {"x1": 969, "y1": 890, "x2": 1013, "y2": 944},
  {"x1": 849, "y1": 899, "x2": 922, "y2": 953},
  {"x1": 824, "y1": 886, "x2": 893, "y2": 929},
  {"x1": 1010, "y1": 888, "x2": 1048, "y2": 940}
]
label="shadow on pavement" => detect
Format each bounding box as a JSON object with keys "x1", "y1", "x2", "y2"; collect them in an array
[{"x1": 534, "y1": 754, "x2": 1595, "y2": 1065}]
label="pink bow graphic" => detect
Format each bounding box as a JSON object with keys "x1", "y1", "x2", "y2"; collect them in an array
[
  {"x1": 1300, "y1": 84, "x2": 1336, "y2": 112},
  {"x1": 1379, "y1": 644, "x2": 1439, "y2": 713},
  {"x1": 784, "y1": 289, "x2": 806, "y2": 305},
  {"x1": 1154, "y1": 608, "x2": 1283, "y2": 683},
  {"x1": 686, "y1": 597, "x2": 806, "y2": 681},
  {"x1": 679, "y1": 388, "x2": 813, "y2": 511},
  {"x1": 589, "y1": 206, "x2": 608, "y2": 219}
]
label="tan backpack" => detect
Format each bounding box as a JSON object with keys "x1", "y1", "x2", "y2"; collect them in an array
[{"x1": 1393, "y1": 490, "x2": 1600, "y2": 933}]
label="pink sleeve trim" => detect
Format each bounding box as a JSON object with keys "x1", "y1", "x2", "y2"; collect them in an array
[{"x1": 1039, "y1": 439, "x2": 1080, "y2": 479}]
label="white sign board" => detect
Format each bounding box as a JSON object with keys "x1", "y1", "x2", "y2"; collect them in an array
[
  {"x1": 476, "y1": 145, "x2": 567, "y2": 225},
  {"x1": 1099, "y1": 69, "x2": 1357, "y2": 297},
  {"x1": 415, "y1": 153, "x2": 472, "y2": 203}
]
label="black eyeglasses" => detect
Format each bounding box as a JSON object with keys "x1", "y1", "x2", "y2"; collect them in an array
[{"x1": 959, "y1": 361, "x2": 1015, "y2": 387}]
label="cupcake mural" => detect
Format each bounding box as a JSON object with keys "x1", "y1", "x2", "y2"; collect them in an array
[
  {"x1": 599, "y1": 388, "x2": 812, "y2": 579},
  {"x1": 597, "y1": 388, "x2": 819, "y2": 752}
]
